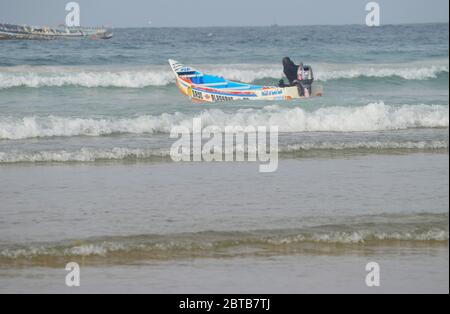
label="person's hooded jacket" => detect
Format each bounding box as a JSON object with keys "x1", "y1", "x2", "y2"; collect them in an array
[{"x1": 282, "y1": 57, "x2": 300, "y2": 85}]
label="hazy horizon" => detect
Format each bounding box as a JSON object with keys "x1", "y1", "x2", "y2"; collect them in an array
[
  {"x1": 0, "y1": 0, "x2": 448, "y2": 28},
  {"x1": 111, "y1": 21, "x2": 449, "y2": 29}
]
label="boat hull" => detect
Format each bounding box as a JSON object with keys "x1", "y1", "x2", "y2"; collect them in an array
[
  {"x1": 0, "y1": 24, "x2": 112, "y2": 40},
  {"x1": 169, "y1": 59, "x2": 322, "y2": 103}
]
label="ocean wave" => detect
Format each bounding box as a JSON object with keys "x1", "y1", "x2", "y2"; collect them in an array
[
  {"x1": 217, "y1": 63, "x2": 449, "y2": 82},
  {"x1": 284, "y1": 140, "x2": 448, "y2": 152},
  {"x1": 0, "y1": 60, "x2": 447, "y2": 88},
  {"x1": 316, "y1": 65, "x2": 449, "y2": 81},
  {"x1": 0, "y1": 67, "x2": 173, "y2": 89},
  {"x1": 0, "y1": 103, "x2": 448, "y2": 140},
  {"x1": 1, "y1": 214, "x2": 447, "y2": 264},
  {"x1": 0, "y1": 140, "x2": 447, "y2": 164},
  {"x1": 0, "y1": 148, "x2": 169, "y2": 163}
]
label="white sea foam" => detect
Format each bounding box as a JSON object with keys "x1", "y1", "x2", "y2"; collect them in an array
[
  {"x1": 316, "y1": 64, "x2": 449, "y2": 81},
  {"x1": 1, "y1": 228, "x2": 447, "y2": 259},
  {"x1": 66, "y1": 243, "x2": 127, "y2": 257},
  {"x1": 0, "y1": 139, "x2": 447, "y2": 164},
  {"x1": 268, "y1": 229, "x2": 449, "y2": 245},
  {"x1": 0, "y1": 148, "x2": 168, "y2": 163},
  {"x1": 0, "y1": 67, "x2": 173, "y2": 89},
  {"x1": 0, "y1": 103, "x2": 447, "y2": 140},
  {"x1": 0, "y1": 60, "x2": 447, "y2": 88},
  {"x1": 211, "y1": 62, "x2": 449, "y2": 82},
  {"x1": 285, "y1": 140, "x2": 448, "y2": 152}
]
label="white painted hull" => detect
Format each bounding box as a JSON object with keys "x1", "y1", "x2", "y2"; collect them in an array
[{"x1": 169, "y1": 59, "x2": 322, "y2": 103}]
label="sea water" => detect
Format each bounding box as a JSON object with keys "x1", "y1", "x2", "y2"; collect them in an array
[{"x1": 0, "y1": 24, "x2": 448, "y2": 293}]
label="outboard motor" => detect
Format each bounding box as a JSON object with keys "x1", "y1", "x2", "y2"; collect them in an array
[{"x1": 297, "y1": 64, "x2": 314, "y2": 97}]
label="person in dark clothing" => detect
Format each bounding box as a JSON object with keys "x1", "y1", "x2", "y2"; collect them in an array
[
  {"x1": 279, "y1": 57, "x2": 304, "y2": 95},
  {"x1": 282, "y1": 57, "x2": 300, "y2": 86},
  {"x1": 278, "y1": 57, "x2": 314, "y2": 97}
]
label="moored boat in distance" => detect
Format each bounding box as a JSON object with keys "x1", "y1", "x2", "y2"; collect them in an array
[{"x1": 0, "y1": 23, "x2": 113, "y2": 40}]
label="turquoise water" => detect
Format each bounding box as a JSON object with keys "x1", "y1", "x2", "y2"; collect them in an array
[
  {"x1": 0, "y1": 24, "x2": 448, "y2": 293},
  {"x1": 0, "y1": 24, "x2": 448, "y2": 162}
]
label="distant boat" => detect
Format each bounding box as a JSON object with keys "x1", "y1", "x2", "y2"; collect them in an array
[{"x1": 0, "y1": 23, "x2": 113, "y2": 40}]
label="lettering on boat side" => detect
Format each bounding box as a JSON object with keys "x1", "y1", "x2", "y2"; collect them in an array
[{"x1": 261, "y1": 89, "x2": 283, "y2": 97}]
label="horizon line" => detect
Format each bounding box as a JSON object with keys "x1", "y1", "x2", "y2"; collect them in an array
[{"x1": 0, "y1": 21, "x2": 448, "y2": 29}]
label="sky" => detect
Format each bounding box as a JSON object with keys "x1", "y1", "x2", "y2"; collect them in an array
[{"x1": 0, "y1": 0, "x2": 448, "y2": 27}]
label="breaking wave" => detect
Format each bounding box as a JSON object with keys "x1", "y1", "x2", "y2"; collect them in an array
[
  {"x1": 0, "y1": 148, "x2": 169, "y2": 163},
  {"x1": 0, "y1": 66, "x2": 173, "y2": 89},
  {"x1": 0, "y1": 140, "x2": 447, "y2": 163},
  {"x1": 283, "y1": 140, "x2": 448, "y2": 152},
  {"x1": 217, "y1": 62, "x2": 449, "y2": 82},
  {"x1": 0, "y1": 103, "x2": 448, "y2": 140},
  {"x1": 0, "y1": 213, "x2": 447, "y2": 265},
  {"x1": 0, "y1": 60, "x2": 447, "y2": 89}
]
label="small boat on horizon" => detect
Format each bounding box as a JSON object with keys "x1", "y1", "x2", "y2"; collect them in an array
[{"x1": 0, "y1": 23, "x2": 113, "y2": 40}]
